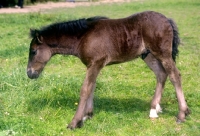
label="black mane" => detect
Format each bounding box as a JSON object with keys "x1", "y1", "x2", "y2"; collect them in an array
[{"x1": 30, "y1": 16, "x2": 108, "y2": 38}]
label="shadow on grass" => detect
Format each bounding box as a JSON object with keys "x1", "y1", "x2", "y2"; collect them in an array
[
  {"x1": 27, "y1": 90, "x2": 176, "y2": 118},
  {"x1": 27, "y1": 77, "x2": 178, "y2": 119},
  {"x1": 28, "y1": 95, "x2": 150, "y2": 115}
]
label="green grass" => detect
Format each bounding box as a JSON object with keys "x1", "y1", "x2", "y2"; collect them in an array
[{"x1": 0, "y1": 0, "x2": 200, "y2": 135}]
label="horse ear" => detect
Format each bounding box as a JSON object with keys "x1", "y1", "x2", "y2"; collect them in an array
[
  {"x1": 36, "y1": 35, "x2": 43, "y2": 44},
  {"x1": 30, "y1": 28, "x2": 36, "y2": 38},
  {"x1": 30, "y1": 29, "x2": 43, "y2": 44},
  {"x1": 35, "y1": 30, "x2": 43, "y2": 44}
]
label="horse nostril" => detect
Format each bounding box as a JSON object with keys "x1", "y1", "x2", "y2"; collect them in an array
[
  {"x1": 27, "y1": 70, "x2": 33, "y2": 79},
  {"x1": 27, "y1": 69, "x2": 39, "y2": 79}
]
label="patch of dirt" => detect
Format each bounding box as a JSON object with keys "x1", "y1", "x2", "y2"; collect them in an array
[{"x1": 0, "y1": 0, "x2": 131, "y2": 14}]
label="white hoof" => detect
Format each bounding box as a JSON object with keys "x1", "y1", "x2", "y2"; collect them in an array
[
  {"x1": 149, "y1": 109, "x2": 158, "y2": 118},
  {"x1": 149, "y1": 104, "x2": 162, "y2": 118}
]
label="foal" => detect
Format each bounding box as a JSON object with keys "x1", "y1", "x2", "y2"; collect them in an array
[{"x1": 27, "y1": 11, "x2": 190, "y2": 129}]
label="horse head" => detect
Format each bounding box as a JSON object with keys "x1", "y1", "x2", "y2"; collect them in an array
[{"x1": 27, "y1": 29, "x2": 52, "y2": 79}]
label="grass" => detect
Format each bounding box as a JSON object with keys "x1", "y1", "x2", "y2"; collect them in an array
[{"x1": 0, "y1": 0, "x2": 200, "y2": 135}]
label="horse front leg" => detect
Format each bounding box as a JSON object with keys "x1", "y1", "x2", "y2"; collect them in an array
[
  {"x1": 67, "y1": 64, "x2": 101, "y2": 129},
  {"x1": 144, "y1": 54, "x2": 167, "y2": 118}
]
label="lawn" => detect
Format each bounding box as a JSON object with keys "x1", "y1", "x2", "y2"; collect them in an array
[{"x1": 0, "y1": 0, "x2": 200, "y2": 135}]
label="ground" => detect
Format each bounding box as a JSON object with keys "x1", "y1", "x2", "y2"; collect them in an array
[{"x1": 0, "y1": 0, "x2": 131, "y2": 14}]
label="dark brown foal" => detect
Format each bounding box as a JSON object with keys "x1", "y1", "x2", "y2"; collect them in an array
[{"x1": 27, "y1": 11, "x2": 190, "y2": 129}]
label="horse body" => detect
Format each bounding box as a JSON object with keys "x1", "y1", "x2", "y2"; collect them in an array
[
  {"x1": 27, "y1": 11, "x2": 190, "y2": 129},
  {"x1": 79, "y1": 19, "x2": 144, "y2": 65},
  {"x1": 78, "y1": 11, "x2": 172, "y2": 66}
]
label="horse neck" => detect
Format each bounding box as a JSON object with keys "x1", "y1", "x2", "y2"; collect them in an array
[{"x1": 49, "y1": 36, "x2": 80, "y2": 57}]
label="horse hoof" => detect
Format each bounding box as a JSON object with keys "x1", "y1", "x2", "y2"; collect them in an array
[
  {"x1": 176, "y1": 108, "x2": 191, "y2": 124},
  {"x1": 67, "y1": 124, "x2": 74, "y2": 130},
  {"x1": 176, "y1": 118, "x2": 184, "y2": 124},
  {"x1": 149, "y1": 109, "x2": 159, "y2": 118},
  {"x1": 67, "y1": 120, "x2": 83, "y2": 130},
  {"x1": 67, "y1": 123, "x2": 76, "y2": 130}
]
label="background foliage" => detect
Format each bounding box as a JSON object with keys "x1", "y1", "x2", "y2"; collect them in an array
[{"x1": 0, "y1": 0, "x2": 200, "y2": 135}]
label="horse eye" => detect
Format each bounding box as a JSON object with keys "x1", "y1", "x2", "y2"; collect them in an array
[{"x1": 31, "y1": 50, "x2": 37, "y2": 55}]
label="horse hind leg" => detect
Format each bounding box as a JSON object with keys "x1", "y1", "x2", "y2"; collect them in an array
[
  {"x1": 161, "y1": 58, "x2": 190, "y2": 122},
  {"x1": 143, "y1": 53, "x2": 168, "y2": 118}
]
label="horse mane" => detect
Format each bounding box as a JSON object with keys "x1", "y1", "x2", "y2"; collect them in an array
[{"x1": 30, "y1": 16, "x2": 108, "y2": 38}]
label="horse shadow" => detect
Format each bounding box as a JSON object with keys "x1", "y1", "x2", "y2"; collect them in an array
[
  {"x1": 27, "y1": 83, "x2": 175, "y2": 118},
  {"x1": 27, "y1": 94, "x2": 151, "y2": 121}
]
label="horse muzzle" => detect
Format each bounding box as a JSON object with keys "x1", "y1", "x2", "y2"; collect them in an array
[{"x1": 27, "y1": 68, "x2": 40, "y2": 79}]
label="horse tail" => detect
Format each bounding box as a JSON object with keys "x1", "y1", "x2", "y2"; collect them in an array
[{"x1": 168, "y1": 18, "x2": 180, "y2": 62}]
